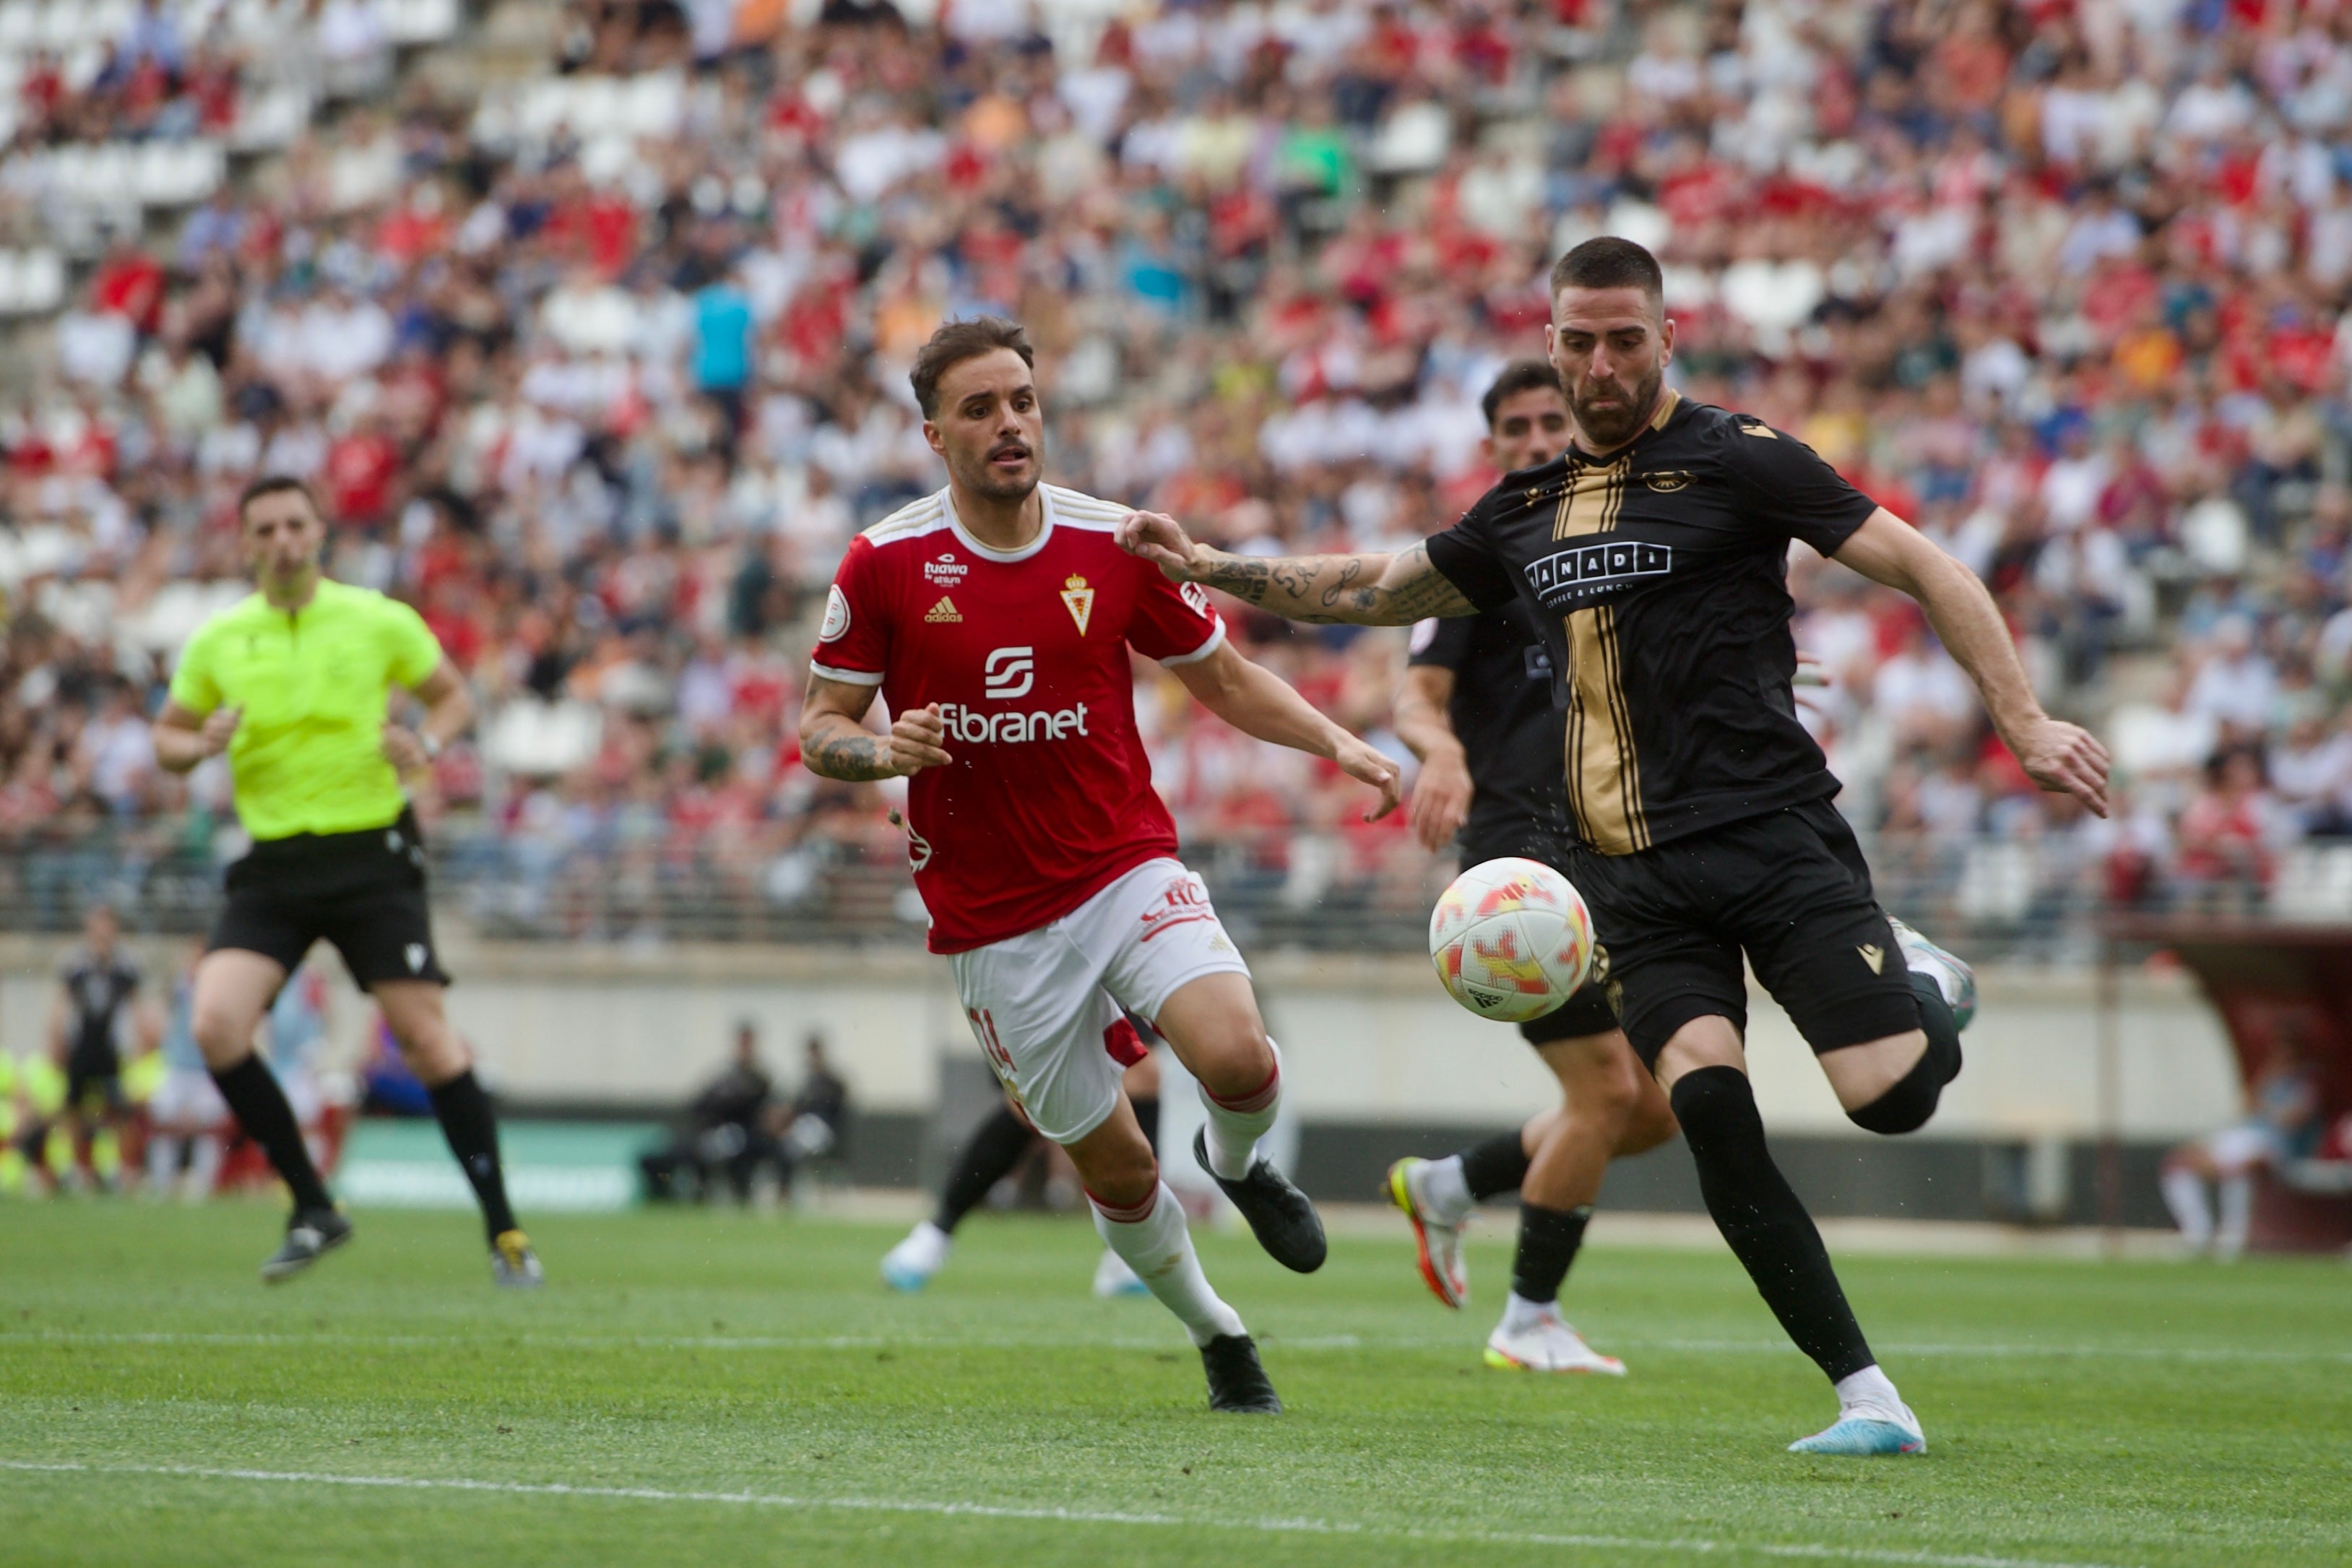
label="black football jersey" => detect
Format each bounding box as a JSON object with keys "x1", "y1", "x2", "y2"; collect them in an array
[
  {"x1": 61, "y1": 949, "x2": 140, "y2": 1063},
  {"x1": 1424, "y1": 392, "x2": 1877, "y2": 855},
  {"x1": 1406, "y1": 599, "x2": 1570, "y2": 865}
]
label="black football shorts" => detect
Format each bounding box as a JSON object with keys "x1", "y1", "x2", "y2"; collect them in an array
[
  {"x1": 207, "y1": 806, "x2": 451, "y2": 987},
  {"x1": 1565, "y1": 798, "x2": 1920, "y2": 1067},
  {"x1": 65, "y1": 1045, "x2": 123, "y2": 1113}
]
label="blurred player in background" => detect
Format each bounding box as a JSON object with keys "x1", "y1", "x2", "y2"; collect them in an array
[
  {"x1": 48, "y1": 904, "x2": 150, "y2": 1192},
  {"x1": 2162, "y1": 1028, "x2": 2323, "y2": 1257},
  {"x1": 147, "y1": 939, "x2": 231, "y2": 1200},
  {"x1": 801, "y1": 317, "x2": 1401, "y2": 1413},
  {"x1": 153, "y1": 476, "x2": 537, "y2": 1286},
  {"x1": 1123, "y1": 238, "x2": 2108, "y2": 1455},
  {"x1": 883, "y1": 1049, "x2": 1156, "y2": 1299},
  {"x1": 1385, "y1": 363, "x2": 1677, "y2": 1374}
]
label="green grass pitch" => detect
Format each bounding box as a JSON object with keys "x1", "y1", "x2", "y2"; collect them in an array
[{"x1": 3, "y1": 1201, "x2": 2348, "y2": 1567}]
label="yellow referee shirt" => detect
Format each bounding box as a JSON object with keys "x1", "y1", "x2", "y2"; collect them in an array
[{"x1": 168, "y1": 579, "x2": 445, "y2": 841}]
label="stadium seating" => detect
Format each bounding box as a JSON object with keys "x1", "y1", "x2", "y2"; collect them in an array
[{"x1": 0, "y1": 0, "x2": 2346, "y2": 956}]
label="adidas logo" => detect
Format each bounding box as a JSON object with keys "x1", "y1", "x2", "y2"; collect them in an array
[
  {"x1": 925, "y1": 597, "x2": 962, "y2": 623},
  {"x1": 1858, "y1": 943, "x2": 1884, "y2": 974}
]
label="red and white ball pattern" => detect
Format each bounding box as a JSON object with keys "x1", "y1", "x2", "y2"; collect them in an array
[{"x1": 1428, "y1": 857, "x2": 1597, "y2": 1023}]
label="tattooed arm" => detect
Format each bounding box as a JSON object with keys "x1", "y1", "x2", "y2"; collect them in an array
[
  {"x1": 798, "y1": 674, "x2": 953, "y2": 781},
  {"x1": 1116, "y1": 511, "x2": 1476, "y2": 625}
]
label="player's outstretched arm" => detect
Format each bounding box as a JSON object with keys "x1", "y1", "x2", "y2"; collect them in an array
[
  {"x1": 1117, "y1": 511, "x2": 1475, "y2": 626},
  {"x1": 1833, "y1": 507, "x2": 2111, "y2": 817},
  {"x1": 1392, "y1": 664, "x2": 1472, "y2": 853},
  {"x1": 1168, "y1": 641, "x2": 1402, "y2": 821},
  {"x1": 797, "y1": 674, "x2": 953, "y2": 781}
]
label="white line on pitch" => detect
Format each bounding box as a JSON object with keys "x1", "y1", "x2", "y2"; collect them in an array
[
  {"x1": 4, "y1": 1328, "x2": 2347, "y2": 1366},
  {"x1": 0, "y1": 1458, "x2": 2141, "y2": 1568}
]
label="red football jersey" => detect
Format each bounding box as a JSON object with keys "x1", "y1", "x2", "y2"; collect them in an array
[{"x1": 810, "y1": 484, "x2": 1227, "y2": 953}]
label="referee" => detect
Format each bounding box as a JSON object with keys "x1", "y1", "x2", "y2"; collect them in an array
[
  {"x1": 1385, "y1": 361, "x2": 1677, "y2": 1376},
  {"x1": 155, "y1": 475, "x2": 540, "y2": 1286},
  {"x1": 1120, "y1": 237, "x2": 2109, "y2": 1455}
]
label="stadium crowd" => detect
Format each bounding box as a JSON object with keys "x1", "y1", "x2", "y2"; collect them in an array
[{"x1": 4, "y1": 0, "x2": 2352, "y2": 937}]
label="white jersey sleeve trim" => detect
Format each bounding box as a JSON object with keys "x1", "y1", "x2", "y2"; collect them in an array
[
  {"x1": 808, "y1": 661, "x2": 886, "y2": 686},
  {"x1": 1157, "y1": 618, "x2": 1227, "y2": 667}
]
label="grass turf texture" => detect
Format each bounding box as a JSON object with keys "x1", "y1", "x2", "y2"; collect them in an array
[{"x1": 2, "y1": 1203, "x2": 2347, "y2": 1567}]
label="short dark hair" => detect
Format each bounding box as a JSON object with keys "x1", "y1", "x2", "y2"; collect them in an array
[
  {"x1": 236, "y1": 474, "x2": 323, "y2": 524},
  {"x1": 1549, "y1": 235, "x2": 1664, "y2": 303},
  {"x1": 1480, "y1": 360, "x2": 1564, "y2": 430},
  {"x1": 909, "y1": 316, "x2": 1035, "y2": 419}
]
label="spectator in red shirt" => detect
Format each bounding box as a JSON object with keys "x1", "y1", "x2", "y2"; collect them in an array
[{"x1": 90, "y1": 241, "x2": 165, "y2": 337}]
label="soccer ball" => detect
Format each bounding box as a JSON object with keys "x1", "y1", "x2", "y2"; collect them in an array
[{"x1": 1428, "y1": 857, "x2": 1597, "y2": 1022}]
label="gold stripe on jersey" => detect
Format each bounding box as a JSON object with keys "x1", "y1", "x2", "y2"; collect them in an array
[{"x1": 1551, "y1": 456, "x2": 1650, "y2": 855}]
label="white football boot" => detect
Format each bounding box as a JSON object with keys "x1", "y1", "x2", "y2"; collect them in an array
[
  {"x1": 1483, "y1": 1306, "x2": 1626, "y2": 1375},
  {"x1": 1092, "y1": 1247, "x2": 1149, "y2": 1298},
  {"x1": 881, "y1": 1221, "x2": 951, "y2": 1292}
]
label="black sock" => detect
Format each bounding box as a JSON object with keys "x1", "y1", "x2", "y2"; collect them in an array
[
  {"x1": 1908, "y1": 973, "x2": 1964, "y2": 1086},
  {"x1": 933, "y1": 1104, "x2": 1034, "y2": 1233},
  {"x1": 1849, "y1": 977, "x2": 1966, "y2": 1135},
  {"x1": 1671, "y1": 1065, "x2": 1874, "y2": 1382},
  {"x1": 1458, "y1": 1129, "x2": 1533, "y2": 1202},
  {"x1": 209, "y1": 1054, "x2": 332, "y2": 1213},
  {"x1": 1511, "y1": 1203, "x2": 1591, "y2": 1304},
  {"x1": 426, "y1": 1070, "x2": 518, "y2": 1242},
  {"x1": 1131, "y1": 1095, "x2": 1159, "y2": 1155}
]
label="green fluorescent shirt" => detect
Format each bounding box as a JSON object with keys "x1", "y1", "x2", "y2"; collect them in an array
[{"x1": 168, "y1": 579, "x2": 446, "y2": 841}]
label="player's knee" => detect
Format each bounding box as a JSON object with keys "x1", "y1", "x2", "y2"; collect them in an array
[
  {"x1": 189, "y1": 1005, "x2": 255, "y2": 1068},
  {"x1": 390, "y1": 1018, "x2": 470, "y2": 1085},
  {"x1": 1665, "y1": 1063, "x2": 1762, "y2": 1151},
  {"x1": 1614, "y1": 1086, "x2": 1679, "y2": 1157},
  {"x1": 1190, "y1": 1023, "x2": 1275, "y2": 1101},
  {"x1": 1846, "y1": 1030, "x2": 1961, "y2": 1137},
  {"x1": 1086, "y1": 1152, "x2": 1159, "y2": 1211},
  {"x1": 1570, "y1": 1053, "x2": 1641, "y2": 1122}
]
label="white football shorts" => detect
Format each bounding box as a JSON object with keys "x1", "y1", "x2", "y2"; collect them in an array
[
  {"x1": 948, "y1": 857, "x2": 1250, "y2": 1145},
  {"x1": 148, "y1": 1066, "x2": 228, "y2": 1127}
]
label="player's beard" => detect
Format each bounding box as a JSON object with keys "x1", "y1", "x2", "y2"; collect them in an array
[
  {"x1": 959, "y1": 439, "x2": 1042, "y2": 505},
  {"x1": 1571, "y1": 363, "x2": 1664, "y2": 454}
]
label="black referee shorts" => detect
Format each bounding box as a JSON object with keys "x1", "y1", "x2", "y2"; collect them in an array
[
  {"x1": 1461, "y1": 839, "x2": 1625, "y2": 1048},
  {"x1": 208, "y1": 806, "x2": 451, "y2": 987},
  {"x1": 65, "y1": 1046, "x2": 123, "y2": 1113},
  {"x1": 1565, "y1": 799, "x2": 1920, "y2": 1069}
]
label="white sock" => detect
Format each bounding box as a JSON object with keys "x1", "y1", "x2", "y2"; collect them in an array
[
  {"x1": 1833, "y1": 1364, "x2": 1906, "y2": 1422},
  {"x1": 2161, "y1": 1168, "x2": 2213, "y2": 1247},
  {"x1": 2216, "y1": 1174, "x2": 2252, "y2": 1257},
  {"x1": 1091, "y1": 1181, "x2": 1246, "y2": 1347},
  {"x1": 1419, "y1": 1155, "x2": 1474, "y2": 1225},
  {"x1": 1499, "y1": 1290, "x2": 1555, "y2": 1335},
  {"x1": 184, "y1": 1134, "x2": 225, "y2": 1200},
  {"x1": 1200, "y1": 1041, "x2": 1282, "y2": 1181},
  {"x1": 146, "y1": 1133, "x2": 183, "y2": 1192}
]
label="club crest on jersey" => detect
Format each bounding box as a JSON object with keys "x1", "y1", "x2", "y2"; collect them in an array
[
  {"x1": 1060, "y1": 575, "x2": 1096, "y2": 636},
  {"x1": 1643, "y1": 469, "x2": 1695, "y2": 493},
  {"x1": 925, "y1": 597, "x2": 963, "y2": 623}
]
